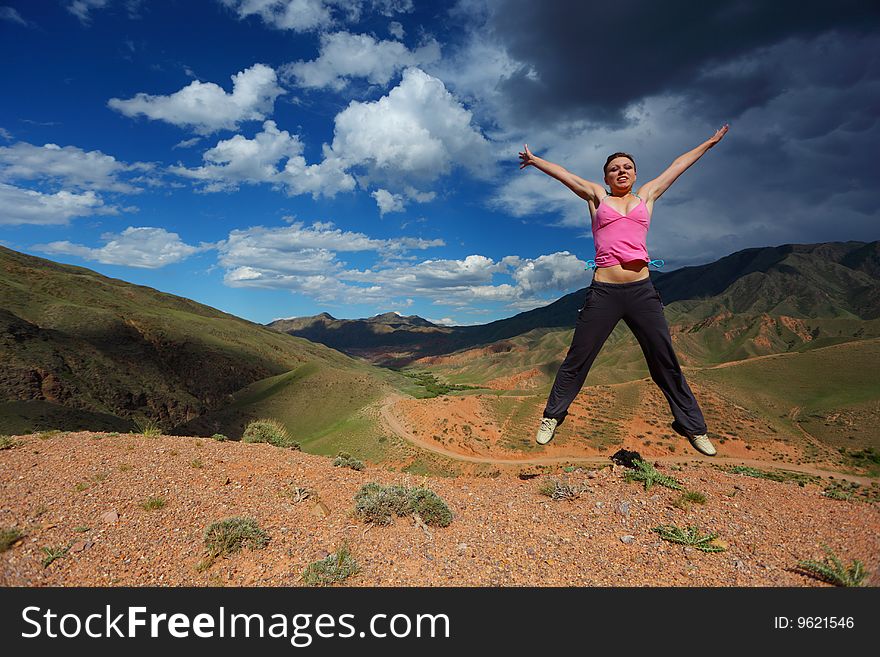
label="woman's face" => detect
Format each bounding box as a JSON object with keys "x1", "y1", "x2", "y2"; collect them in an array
[{"x1": 604, "y1": 157, "x2": 636, "y2": 191}]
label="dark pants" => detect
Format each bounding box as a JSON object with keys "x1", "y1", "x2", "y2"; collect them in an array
[{"x1": 543, "y1": 276, "x2": 708, "y2": 437}]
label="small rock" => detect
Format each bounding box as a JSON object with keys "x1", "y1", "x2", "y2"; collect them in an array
[
  {"x1": 456, "y1": 543, "x2": 468, "y2": 554},
  {"x1": 101, "y1": 511, "x2": 119, "y2": 524},
  {"x1": 619, "y1": 535, "x2": 635, "y2": 544},
  {"x1": 587, "y1": 470, "x2": 598, "y2": 479},
  {"x1": 595, "y1": 501, "x2": 604, "y2": 508},
  {"x1": 70, "y1": 541, "x2": 88, "y2": 553},
  {"x1": 311, "y1": 501, "x2": 330, "y2": 518},
  {"x1": 649, "y1": 494, "x2": 660, "y2": 501},
  {"x1": 617, "y1": 501, "x2": 631, "y2": 517}
]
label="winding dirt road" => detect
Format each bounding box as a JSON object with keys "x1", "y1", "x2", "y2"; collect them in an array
[{"x1": 378, "y1": 393, "x2": 874, "y2": 484}]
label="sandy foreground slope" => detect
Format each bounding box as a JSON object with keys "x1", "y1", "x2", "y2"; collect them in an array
[{"x1": 1, "y1": 432, "x2": 878, "y2": 587}]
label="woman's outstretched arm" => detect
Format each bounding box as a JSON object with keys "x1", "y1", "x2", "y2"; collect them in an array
[
  {"x1": 638, "y1": 124, "x2": 729, "y2": 202},
  {"x1": 519, "y1": 144, "x2": 605, "y2": 204}
]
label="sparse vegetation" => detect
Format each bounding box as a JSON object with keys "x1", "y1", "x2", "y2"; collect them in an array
[
  {"x1": 653, "y1": 525, "x2": 726, "y2": 552},
  {"x1": 134, "y1": 417, "x2": 162, "y2": 437},
  {"x1": 625, "y1": 460, "x2": 684, "y2": 491},
  {"x1": 190, "y1": 458, "x2": 204, "y2": 469},
  {"x1": 199, "y1": 517, "x2": 270, "y2": 571},
  {"x1": 796, "y1": 546, "x2": 868, "y2": 587},
  {"x1": 402, "y1": 371, "x2": 479, "y2": 398},
  {"x1": 141, "y1": 496, "x2": 166, "y2": 510},
  {"x1": 37, "y1": 430, "x2": 61, "y2": 440},
  {"x1": 41, "y1": 543, "x2": 71, "y2": 567},
  {"x1": 823, "y1": 481, "x2": 880, "y2": 503},
  {"x1": 302, "y1": 544, "x2": 360, "y2": 586},
  {"x1": 73, "y1": 526, "x2": 90, "y2": 533},
  {"x1": 211, "y1": 433, "x2": 228, "y2": 441},
  {"x1": 538, "y1": 476, "x2": 588, "y2": 500},
  {"x1": 727, "y1": 465, "x2": 817, "y2": 486},
  {"x1": 673, "y1": 490, "x2": 707, "y2": 509},
  {"x1": 0, "y1": 435, "x2": 19, "y2": 450},
  {"x1": 242, "y1": 418, "x2": 300, "y2": 449},
  {"x1": 1, "y1": 527, "x2": 24, "y2": 552},
  {"x1": 333, "y1": 451, "x2": 365, "y2": 471},
  {"x1": 354, "y1": 482, "x2": 452, "y2": 527},
  {"x1": 285, "y1": 485, "x2": 312, "y2": 503}
]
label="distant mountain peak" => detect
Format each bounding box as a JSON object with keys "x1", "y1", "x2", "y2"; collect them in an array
[{"x1": 367, "y1": 312, "x2": 435, "y2": 327}]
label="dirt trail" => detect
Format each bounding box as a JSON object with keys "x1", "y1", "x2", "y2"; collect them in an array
[{"x1": 379, "y1": 393, "x2": 874, "y2": 484}]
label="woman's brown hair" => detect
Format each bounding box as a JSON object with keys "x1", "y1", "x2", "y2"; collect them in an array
[{"x1": 603, "y1": 152, "x2": 636, "y2": 174}]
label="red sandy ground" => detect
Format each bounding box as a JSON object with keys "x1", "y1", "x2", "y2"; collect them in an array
[{"x1": 1, "y1": 431, "x2": 878, "y2": 587}]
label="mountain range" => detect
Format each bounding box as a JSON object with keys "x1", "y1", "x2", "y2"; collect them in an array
[
  {"x1": 267, "y1": 241, "x2": 880, "y2": 365},
  {"x1": 1, "y1": 240, "x2": 878, "y2": 441}
]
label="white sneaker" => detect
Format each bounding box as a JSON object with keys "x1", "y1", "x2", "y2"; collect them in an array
[
  {"x1": 688, "y1": 433, "x2": 717, "y2": 456},
  {"x1": 536, "y1": 417, "x2": 558, "y2": 445}
]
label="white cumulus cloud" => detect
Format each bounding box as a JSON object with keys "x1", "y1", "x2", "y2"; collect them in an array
[
  {"x1": 218, "y1": 0, "x2": 413, "y2": 32},
  {"x1": 328, "y1": 67, "x2": 493, "y2": 186},
  {"x1": 371, "y1": 188, "x2": 405, "y2": 215},
  {"x1": 34, "y1": 227, "x2": 207, "y2": 268},
  {"x1": 108, "y1": 64, "x2": 284, "y2": 134},
  {"x1": 66, "y1": 0, "x2": 109, "y2": 24},
  {"x1": 512, "y1": 251, "x2": 588, "y2": 293},
  {"x1": 0, "y1": 183, "x2": 118, "y2": 225},
  {"x1": 0, "y1": 141, "x2": 150, "y2": 193},
  {"x1": 170, "y1": 120, "x2": 355, "y2": 198},
  {"x1": 281, "y1": 31, "x2": 440, "y2": 91},
  {"x1": 216, "y1": 220, "x2": 444, "y2": 302}
]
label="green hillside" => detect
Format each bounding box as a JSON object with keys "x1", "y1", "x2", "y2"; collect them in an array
[{"x1": 0, "y1": 246, "x2": 409, "y2": 441}]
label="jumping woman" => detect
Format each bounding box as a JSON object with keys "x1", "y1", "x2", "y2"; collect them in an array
[{"x1": 519, "y1": 125, "x2": 729, "y2": 455}]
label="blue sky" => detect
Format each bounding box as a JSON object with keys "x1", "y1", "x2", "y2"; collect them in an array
[{"x1": 1, "y1": 1, "x2": 878, "y2": 326}]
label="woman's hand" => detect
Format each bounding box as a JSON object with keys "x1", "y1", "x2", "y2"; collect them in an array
[
  {"x1": 707, "y1": 123, "x2": 729, "y2": 148},
  {"x1": 519, "y1": 144, "x2": 536, "y2": 169}
]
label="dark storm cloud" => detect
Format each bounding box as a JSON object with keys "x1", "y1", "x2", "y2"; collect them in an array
[{"x1": 491, "y1": 0, "x2": 880, "y2": 126}]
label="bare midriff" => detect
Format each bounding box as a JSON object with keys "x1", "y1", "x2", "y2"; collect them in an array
[{"x1": 592, "y1": 262, "x2": 650, "y2": 283}]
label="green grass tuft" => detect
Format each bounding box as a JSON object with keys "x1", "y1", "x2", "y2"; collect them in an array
[
  {"x1": 653, "y1": 525, "x2": 726, "y2": 552},
  {"x1": 333, "y1": 451, "x2": 365, "y2": 471},
  {"x1": 242, "y1": 418, "x2": 300, "y2": 449},
  {"x1": 727, "y1": 465, "x2": 817, "y2": 486},
  {"x1": 141, "y1": 496, "x2": 166, "y2": 511},
  {"x1": 538, "y1": 476, "x2": 587, "y2": 500},
  {"x1": 1, "y1": 527, "x2": 24, "y2": 552},
  {"x1": 199, "y1": 517, "x2": 270, "y2": 571},
  {"x1": 625, "y1": 460, "x2": 684, "y2": 491},
  {"x1": 204, "y1": 517, "x2": 269, "y2": 555},
  {"x1": 41, "y1": 543, "x2": 71, "y2": 567},
  {"x1": 302, "y1": 544, "x2": 360, "y2": 586},
  {"x1": 0, "y1": 435, "x2": 20, "y2": 450},
  {"x1": 211, "y1": 433, "x2": 228, "y2": 441},
  {"x1": 353, "y1": 482, "x2": 452, "y2": 527},
  {"x1": 796, "y1": 546, "x2": 868, "y2": 587},
  {"x1": 673, "y1": 490, "x2": 707, "y2": 509},
  {"x1": 134, "y1": 417, "x2": 162, "y2": 437}
]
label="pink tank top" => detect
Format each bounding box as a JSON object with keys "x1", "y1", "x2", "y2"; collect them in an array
[{"x1": 591, "y1": 194, "x2": 651, "y2": 267}]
